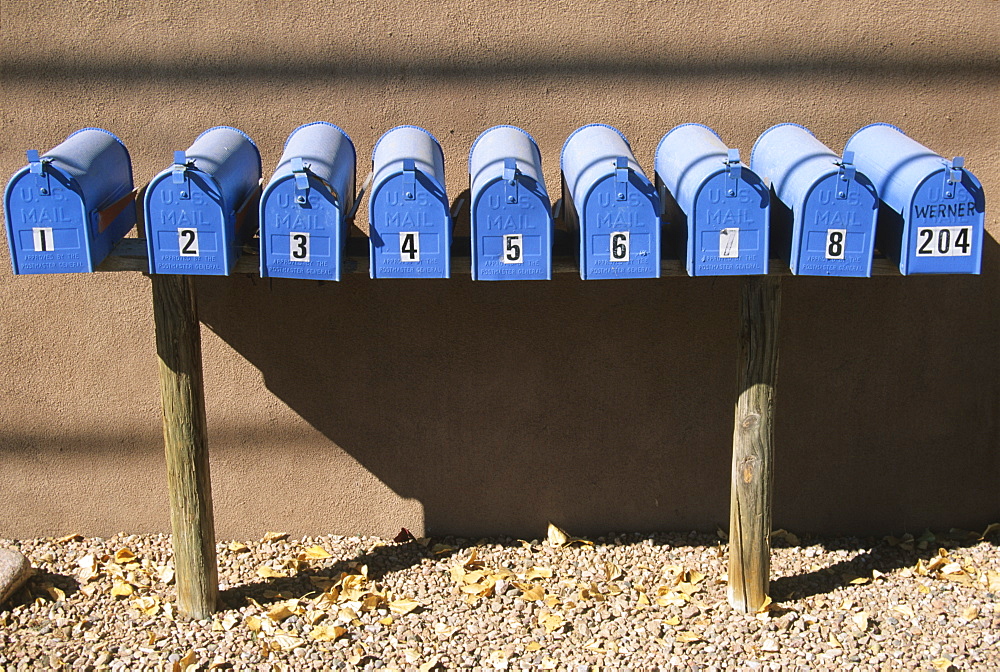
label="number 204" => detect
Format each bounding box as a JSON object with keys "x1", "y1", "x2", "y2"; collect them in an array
[{"x1": 916, "y1": 226, "x2": 972, "y2": 257}]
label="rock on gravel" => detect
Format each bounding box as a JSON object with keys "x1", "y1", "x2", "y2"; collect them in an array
[{"x1": 0, "y1": 548, "x2": 30, "y2": 605}]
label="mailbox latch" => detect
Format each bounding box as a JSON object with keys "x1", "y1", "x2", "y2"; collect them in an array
[
  {"x1": 943, "y1": 156, "x2": 964, "y2": 199},
  {"x1": 835, "y1": 151, "x2": 855, "y2": 199},
  {"x1": 503, "y1": 158, "x2": 519, "y2": 204},
  {"x1": 172, "y1": 151, "x2": 193, "y2": 199},
  {"x1": 26, "y1": 150, "x2": 52, "y2": 196},
  {"x1": 402, "y1": 159, "x2": 416, "y2": 200},
  {"x1": 291, "y1": 157, "x2": 310, "y2": 205},
  {"x1": 615, "y1": 157, "x2": 629, "y2": 200},
  {"x1": 725, "y1": 148, "x2": 741, "y2": 198}
]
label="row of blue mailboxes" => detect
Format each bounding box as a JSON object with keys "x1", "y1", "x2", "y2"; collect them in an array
[{"x1": 4, "y1": 122, "x2": 985, "y2": 279}]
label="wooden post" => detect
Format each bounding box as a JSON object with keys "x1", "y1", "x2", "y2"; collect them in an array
[
  {"x1": 728, "y1": 275, "x2": 781, "y2": 613},
  {"x1": 151, "y1": 273, "x2": 218, "y2": 619}
]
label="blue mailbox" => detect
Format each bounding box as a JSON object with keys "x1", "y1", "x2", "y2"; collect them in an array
[
  {"x1": 751, "y1": 123, "x2": 878, "y2": 277},
  {"x1": 469, "y1": 126, "x2": 552, "y2": 280},
  {"x1": 259, "y1": 122, "x2": 356, "y2": 281},
  {"x1": 145, "y1": 126, "x2": 261, "y2": 275},
  {"x1": 561, "y1": 124, "x2": 660, "y2": 279},
  {"x1": 4, "y1": 128, "x2": 136, "y2": 274},
  {"x1": 368, "y1": 126, "x2": 451, "y2": 279},
  {"x1": 655, "y1": 124, "x2": 769, "y2": 276},
  {"x1": 845, "y1": 123, "x2": 984, "y2": 275}
]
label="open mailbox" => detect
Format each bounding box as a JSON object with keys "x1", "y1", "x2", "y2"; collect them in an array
[
  {"x1": 561, "y1": 124, "x2": 661, "y2": 280},
  {"x1": 368, "y1": 126, "x2": 452, "y2": 279},
  {"x1": 845, "y1": 123, "x2": 984, "y2": 275},
  {"x1": 655, "y1": 124, "x2": 769, "y2": 276},
  {"x1": 4, "y1": 128, "x2": 136, "y2": 274},
  {"x1": 259, "y1": 122, "x2": 356, "y2": 281},
  {"x1": 145, "y1": 126, "x2": 262, "y2": 275},
  {"x1": 751, "y1": 123, "x2": 879, "y2": 277},
  {"x1": 469, "y1": 125, "x2": 553, "y2": 280}
]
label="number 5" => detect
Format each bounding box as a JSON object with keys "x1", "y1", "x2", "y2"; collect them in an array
[{"x1": 503, "y1": 234, "x2": 523, "y2": 264}]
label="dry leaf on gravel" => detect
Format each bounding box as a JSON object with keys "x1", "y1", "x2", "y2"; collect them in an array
[
  {"x1": 256, "y1": 565, "x2": 288, "y2": 579},
  {"x1": 172, "y1": 650, "x2": 197, "y2": 672},
  {"x1": 538, "y1": 609, "x2": 564, "y2": 633},
  {"x1": 303, "y1": 545, "x2": 332, "y2": 560},
  {"x1": 263, "y1": 532, "x2": 289, "y2": 542},
  {"x1": 892, "y1": 604, "x2": 916, "y2": 619},
  {"x1": 57, "y1": 533, "x2": 83, "y2": 543},
  {"x1": 309, "y1": 625, "x2": 347, "y2": 642},
  {"x1": 675, "y1": 631, "x2": 703, "y2": 644},
  {"x1": 389, "y1": 597, "x2": 420, "y2": 615},
  {"x1": 228, "y1": 541, "x2": 250, "y2": 553},
  {"x1": 545, "y1": 523, "x2": 592, "y2": 547},
  {"x1": 418, "y1": 655, "x2": 441, "y2": 672},
  {"x1": 114, "y1": 548, "x2": 137, "y2": 564},
  {"x1": 110, "y1": 581, "x2": 133, "y2": 598}
]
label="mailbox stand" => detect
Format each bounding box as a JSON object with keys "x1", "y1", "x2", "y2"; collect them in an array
[
  {"x1": 151, "y1": 273, "x2": 218, "y2": 620},
  {"x1": 728, "y1": 276, "x2": 781, "y2": 613}
]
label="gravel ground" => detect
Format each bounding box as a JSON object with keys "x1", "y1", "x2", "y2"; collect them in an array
[{"x1": 1, "y1": 526, "x2": 998, "y2": 671}]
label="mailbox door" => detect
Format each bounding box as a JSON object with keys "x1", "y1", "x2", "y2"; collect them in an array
[
  {"x1": 4, "y1": 168, "x2": 91, "y2": 274},
  {"x1": 370, "y1": 172, "x2": 451, "y2": 279},
  {"x1": 690, "y1": 170, "x2": 769, "y2": 276},
  {"x1": 146, "y1": 172, "x2": 230, "y2": 275},
  {"x1": 902, "y1": 171, "x2": 984, "y2": 275},
  {"x1": 260, "y1": 175, "x2": 344, "y2": 281},
  {"x1": 581, "y1": 174, "x2": 660, "y2": 279},
  {"x1": 472, "y1": 177, "x2": 551, "y2": 280},
  {"x1": 796, "y1": 173, "x2": 878, "y2": 277}
]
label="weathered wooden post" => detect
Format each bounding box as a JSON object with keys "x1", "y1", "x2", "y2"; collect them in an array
[
  {"x1": 728, "y1": 275, "x2": 781, "y2": 613},
  {"x1": 151, "y1": 273, "x2": 218, "y2": 619}
]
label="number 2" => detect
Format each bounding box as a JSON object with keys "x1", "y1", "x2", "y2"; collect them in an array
[
  {"x1": 178, "y1": 228, "x2": 199, "y2": 256},
  {"x1": 503, "y1": 234, "x2": 523, "y2": 264},
  {"x1": 290, "y1": 232, "x2": 310, "y2": 262},
  {"x1": 610, "y1": 231, "x2": 629, "y2": 261},
  {"x1": 400, "y1": 232, "x2": 420, "y2": 262},
  {"x1": 825, "y1": 229, "x2": 846, "y2": 260}
]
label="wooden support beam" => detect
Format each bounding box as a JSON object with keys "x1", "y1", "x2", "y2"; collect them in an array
[
  {"x1": 151, "y1": 273, "x2": 218, "y2": 619},
  {"x1": 728, "y1": 275, "x2": 782, "y2": 613}
]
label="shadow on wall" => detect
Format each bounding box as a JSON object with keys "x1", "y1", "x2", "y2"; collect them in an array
[{"x1": 193, "y1": 231, "x2": 1000, "y2": 538}]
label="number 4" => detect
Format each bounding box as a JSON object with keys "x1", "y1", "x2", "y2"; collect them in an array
[{"x1": 400, "y1": 232, "x2": 420, "y2": 262}]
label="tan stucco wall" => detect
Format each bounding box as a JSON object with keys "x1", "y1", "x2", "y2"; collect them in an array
[{"x1": 1, "y1": 0, "x2": 998, "y2": 539}]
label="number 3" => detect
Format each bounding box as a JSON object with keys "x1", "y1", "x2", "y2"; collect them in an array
[{"x1": 290, "y1": 232, "x2": 310, "y2": 262}]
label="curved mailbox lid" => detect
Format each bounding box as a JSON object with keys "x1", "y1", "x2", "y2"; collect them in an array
[
  {"x1": 751, "y1": 123, "x2": 878, "y2": 277},
  {"x1": 144, "y1": 126, "x2": 262, "y2": 275},
  {"x1": 655, "y1": 123, "x2": 769, "y2": 276},
  {"x1": 845, "y1": 123, "x2": 984, "y2": 275},
  {"x1": 260, "y1": 122, "x2": 356, "y2": 280},
  {"x1": 468, "y1": 125, "x2": 552, "y2": 280},
  {"x1": 368, "y1": 125, "x2": 451, "y2": 279},
  {"x1": 560, "y1": 124, "x2": 660, "y2": 280},
  {"x1": 4, "y1": 128, "x2": 135, "y2": 274}
]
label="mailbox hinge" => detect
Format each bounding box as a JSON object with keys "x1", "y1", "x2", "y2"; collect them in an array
[
  {"x1": 835, "y1": 150, "x2": 855, "y2": 199},
  {"x1": 291, "y1": 157, "x2": 310, "y2": 205},
  {"x1": 402, "y1": 159, "x2": 416, "y2": 200},
  {"x1": 503, "y1": 158, "x2": 518, "y2": 204},
  {"x1": 615, "y1": 157, "x2": 629, "y2": 200},
  {"x1": 172, "y1": 151, "x2": 193, "y2": 199},
  {"x1": 725, "y1": 148, "x2": 741, "y2": 197},
  {"x1": 943, "y1": 156, "x2": 964, "y2": 199},
  {"x1": 26, "y1": 150, "x2": 52, "y2": 196}
]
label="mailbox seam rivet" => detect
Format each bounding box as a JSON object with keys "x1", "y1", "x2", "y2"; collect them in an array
[
  {"x1": 39, "y1": 187, "x2": 49, "y2": 195},
  {"x1": 727, "y1": 189, "x2": 736, "y2": 197},
  {"x1": 837, "y1": 191, "x2": 846, "y2": 198},
  {"x1": 507, "y1": 195, "x2": 516, "y2": 204}
]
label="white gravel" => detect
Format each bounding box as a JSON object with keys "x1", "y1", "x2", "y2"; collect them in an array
[{"x1": 1, "y1": 528, "x2": 998, "y2": 670}]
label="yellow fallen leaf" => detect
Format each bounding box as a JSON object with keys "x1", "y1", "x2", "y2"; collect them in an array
[
  {"x1": 853, "y1": 612, "x2": 869, "y2": 631},
  {"x1": 962, "y1": 606, "x2": 979, "y2": 621},
  {"x1": 540, "y1": 657, "x2": 559, "y2": 669},
  {"x1": 433, "y1": 622, "x2": 459, "y2": 638},
  {"x1": 379, "y1": 616, "x2": 393, "y2": 626},
  {"x1": 245, "y1": 616, "x2": 262, "y2": 633},
  {"x1": 114, "y1": 548, "x2": 137, "y2": 564},
  {"x1": 271, "y1": 633, "x2": 304, "y2": 651},
  {"x1": 771, "y1": 529, "x2": 800, "y2": 545},
  {"x1": 263, "y1": 532, "x2": 289, "y2": 542},
  {"x1": 605, "y1": 562, "x2": 623, "y2": 582},
  {"x1": 304, "y1": 545, "x2": 332, "y2": 560},
  {"x1": 431, "y1": 543, "x2": 455, "y2": 555},
  {"x1": 133, "y1": 596, "x2": 160, "y2": 616},
  {"x1": 756, "y1": 595, "x2": 773, "y2": 613},
  {"x1": 892, "y1": 604, "x2": 915, "y2": 619},
  {"x1": 110, "y1": 582, "x2": 134, "y2": 598},
  {"x1": 931, "y1": 659, "x2": 955, "y2": 671},
  {"x1": 267, "y1": 604, "x2": 294, "y2": 622},
  {"x1": 675, "y1": 631, "x2": 703, "y2": 643},
  {"x1": 309, "y1": 625, "x2": 347, "y2": 642},
  {"x1": 547, "y1": 523, "x2": 569, "y2": 547},
  {"x1": 664, "y1": 616, "x2": 681, "y2": 626},
  {"x1": 918, "y1": 585, "x2": 931, "y2": 594},
  {"x1": 389, "y1": 597, "x2": 420, "y2": 615},
  {"x1": 687, "y1": 570, "x2": 706, "y2": 585},
  {"x1": 45, "y1": 585, "x2": 66, "y2": 601},
  {"x1": 256, "y1": 565, "x2": 288, "y2": 579},
  {"x1": 517, "y1": 583, "x2": 545, "y2": 601},
  {"x1": 987, "y1": 571, "x2": 1000, "y2": 592},
  {"x1": 981, "y1": 522, "x2": 1000, "y2": 538},
  {"x1": 638, "y1": 592, "x2": 650, "y2": 607},
  {"x1": 418, "y1": 656, "x2": 440, "y2": 672},
  {"x1": 228, "y1": 541, "x2": 250, "y2": 553},
  {"x1": 525, "y1": 642, "x2": 541, "y2": 652},
  {"x1": 221, "y1": 613, "x2": 239, "y2": 631},
  {"x1": 525, "y1": 566, "x2": 553, "y2": 581},
  {"x1": 538, "y1": 609, "x2": 564, "y2": 633},
  {"x1": 174, "y1": 650, "x2": 198, "y2": 672},
  {"x1": 57, "y1": 534, "x2": 83, "y2": 543}
]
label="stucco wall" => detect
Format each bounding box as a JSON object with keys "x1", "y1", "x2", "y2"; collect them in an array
[{"x1": 1, "y1": 0, "x2": 998, "y2": 539}]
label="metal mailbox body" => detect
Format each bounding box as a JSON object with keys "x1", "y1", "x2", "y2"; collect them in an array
[
  {"x1": 561, "y1": 124, "x2": 660, "y2": 279},
  {"x1": 368, "y1": 126, "x2": 451, "y2": 279},
  {"x1": 751, "y1": 123, "x2": 878, "y2": 277},
  {"x1": 145, "y1": 126, "x2": 262, "y2": 275},
  {"x1": 469, "y1": 126, "x2": 552, "y2": 280},
  {"x1": 655, "y1": 123, "x2": 769, "y2": 276},
  {"x1": 845, "y1": 123, "x2": 984, "y2": 275},
  {"x1": 4, "y1": 128, "x2": 135, "y2": 274},
  {"x1": 260, "y1": 122, "x2": 356, "y2": 281}
]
